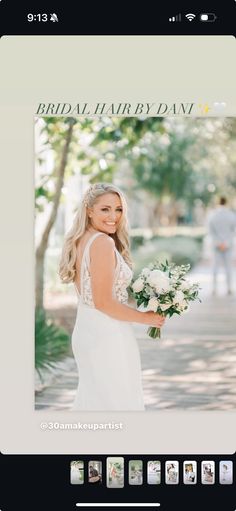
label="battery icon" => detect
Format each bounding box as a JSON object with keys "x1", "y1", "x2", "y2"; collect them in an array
[{"x1": 200, "y1": 13, "x2": 217, "y2": 22}]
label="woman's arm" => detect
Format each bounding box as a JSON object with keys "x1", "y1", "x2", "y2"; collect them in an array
[{"x1": 90, "y1": 235, "x2": 165, "y2": 328}]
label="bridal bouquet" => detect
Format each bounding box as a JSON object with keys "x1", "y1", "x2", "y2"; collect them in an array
[{"x1": 130, "y1": 261, "x2": 200, "y2": 339}]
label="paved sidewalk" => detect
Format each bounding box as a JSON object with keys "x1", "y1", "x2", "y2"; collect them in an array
[{"x1": 35, "y1": 262, "x2": 236, "y2": 411}]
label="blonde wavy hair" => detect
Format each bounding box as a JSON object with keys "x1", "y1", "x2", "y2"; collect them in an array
[{"x1": 59, "y1": 182, "x2": 132, "y2": 283}]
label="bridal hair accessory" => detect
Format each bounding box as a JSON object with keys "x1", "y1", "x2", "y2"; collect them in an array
[
  {"x1": 82, "y1": 197, "x2": 88, "y2": 207},
  {"x1": 82, "y1": 183, "x2": 107, "y2": 207}
]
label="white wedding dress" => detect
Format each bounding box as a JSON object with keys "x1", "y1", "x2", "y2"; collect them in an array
[{"x1": 71, "y1": 232, "x2": 145, "y2": 411}]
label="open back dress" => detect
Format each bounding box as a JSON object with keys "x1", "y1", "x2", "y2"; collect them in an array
[{"x1": 71, "y1": 232, "x2": 145, "y2": 411}]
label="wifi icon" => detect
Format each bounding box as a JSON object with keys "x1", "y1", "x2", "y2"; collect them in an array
[{"x1": 185, "y1": 13, "x2": 196, "y2": 21}]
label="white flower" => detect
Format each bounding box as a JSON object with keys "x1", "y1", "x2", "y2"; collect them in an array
[
  {"x1": 173, "y1": 291, "x2": 188, "y2": 312},
  {"x1": 141, "y1": 267, "x2": 151, "y2": 278},
  {"x1": 148, "y1": 297, "x2": 159, "y2": 312},
  {"x1": 132, "y1": 277, "x2": 144, "y2": 293},
  {"x1": 160, "y1": 303, "x2": 171, "y2": 312},
  {"x1": 173, "y1": 290, "x2": 185, "y2": 305},
  {"x1": 145, "y1": 285, "x2": 155, "y2": 297},
  {"x1": 177, "y1": 300, "x2": 188, "y2": 312},
  {"x1": 179, "y1": 279, "x2": 191, "y2": 291},
  {"x1": 147, "y1": 269, "x2": 170, "y2": 294}
]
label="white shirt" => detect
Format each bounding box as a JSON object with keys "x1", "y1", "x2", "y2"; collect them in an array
[{"x1": 208, "y1": 206, "x2": 236, "y2": 248}]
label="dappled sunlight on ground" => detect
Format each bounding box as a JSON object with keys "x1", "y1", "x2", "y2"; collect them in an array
[{"x1": 140, "y1": 331, "x2": 236, "y2": 410}]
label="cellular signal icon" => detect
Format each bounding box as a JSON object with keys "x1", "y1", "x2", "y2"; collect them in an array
[{"x1": 169, "y1": 13, "x2": 181, "y2": 22}]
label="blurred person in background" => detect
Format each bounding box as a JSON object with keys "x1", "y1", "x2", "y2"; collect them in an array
[{"x1": 208, "y1": 197, "x2": 236, "y2": 295}]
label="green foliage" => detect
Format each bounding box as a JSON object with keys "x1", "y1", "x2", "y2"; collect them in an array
[
  {"x1": 130, "y1": 235, "x2": 145, "y2": 251},
  {"x1": 35, "y1": 308, "x2": 70, "y2": 381},
  {"x1": 36, "y1": 117, "x2": 236, "y2": 217},
  {"x1": 129, "y1": 118, "x2": 236, "y2": 207},
  {"x1": 133, "y1": 132, "x2": 194, "y2": 200},
  {"x1": 91, "y1": 117, "x2": 164, "y2": 149}
]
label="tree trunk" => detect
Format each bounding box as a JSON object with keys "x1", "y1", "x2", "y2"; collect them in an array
[
  {"x1": 35, "y1": 251, "x2": 45, "y2": 310},
  {"x1": 35, "y1": 119, "x2": 75, "y2": 309}
]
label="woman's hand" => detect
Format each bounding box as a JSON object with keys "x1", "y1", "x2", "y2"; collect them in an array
[{"x1": 145, "y1": 311, "x2": 166, "y2": 328}]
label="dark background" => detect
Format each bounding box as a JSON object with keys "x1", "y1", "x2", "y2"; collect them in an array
[
  {"x1": 0, "y1": 452, "x2": 235, "y2": 510},
  {"x1": 0, "y1": 0, "x2": 236, "y2": 36}
]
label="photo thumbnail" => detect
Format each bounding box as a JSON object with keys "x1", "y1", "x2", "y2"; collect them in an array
[
  {"x1": 147, "y1": 460, "x2": 161, "y2": 484},
  {"x1": 165, "y1": 461, "x2": 179, "y2": 484},
  {"x1": 219, "y1": 460, "x2": 233, "y2": 484},
  {"x1": 88, "y1": 460, "x2": 102, "y2": 484},
  {"x1": 129, "y1": 460, "x2": 143, "y2": 485},
  {"x1": 183, "y1": 461, "x2": 197, "y2": 484},
  {"x1": 106, "y1": 457, "x2": 124, "y2": 488},
  {"x1": 70, "y1": 460, "x2": 84, "y2": 484},
  {"x1": 201, "y1": 461, "x2": 215, "y2": 484}
]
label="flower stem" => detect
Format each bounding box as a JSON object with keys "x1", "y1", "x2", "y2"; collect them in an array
[{"x1": 147, "y1": 326, "x2": 161, "y2": 339}]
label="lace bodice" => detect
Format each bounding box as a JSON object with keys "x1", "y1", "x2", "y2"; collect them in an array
[{"x1": 75, "y1": 232, "x2": 133, "y2": 307}]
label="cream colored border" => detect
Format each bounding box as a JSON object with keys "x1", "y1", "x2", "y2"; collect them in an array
[{"x1": 0, "y1": 36, "x2": 236, "y2": 453}]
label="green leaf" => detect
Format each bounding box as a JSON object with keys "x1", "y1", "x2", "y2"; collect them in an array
[{"x1": 35, "y1": 308, "x2": 70, "y2": 382}]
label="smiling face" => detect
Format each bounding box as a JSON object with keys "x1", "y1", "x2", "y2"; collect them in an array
[{"x1": 88, "y1": 192, "x2": 123, "y2": 234}]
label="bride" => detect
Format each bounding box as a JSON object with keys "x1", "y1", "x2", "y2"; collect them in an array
[{"x1": 59, "y1": 183, "x2": 165, "y2": 410}]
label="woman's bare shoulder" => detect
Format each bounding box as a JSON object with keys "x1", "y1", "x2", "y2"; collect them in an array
[{"x1": 91, "y1": 233, "x2": 115, "y2": 250}]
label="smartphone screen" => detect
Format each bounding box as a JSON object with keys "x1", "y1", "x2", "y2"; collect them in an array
[{"x1": 0, "y1": 2, "x2": 236, "y2": 510}]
